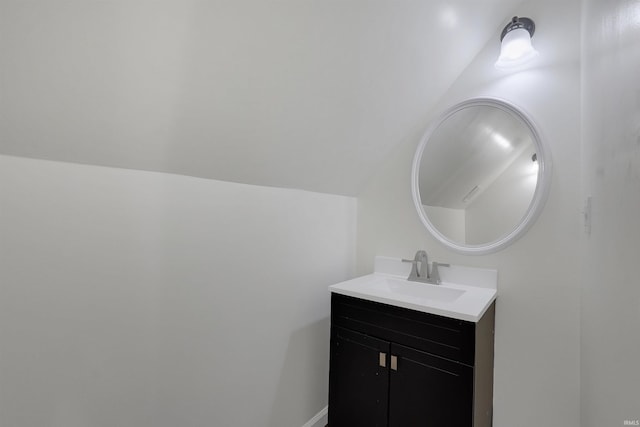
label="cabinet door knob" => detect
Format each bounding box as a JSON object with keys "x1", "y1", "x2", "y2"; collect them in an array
[
  {"x1": 379, "y1": 352, "x2": 387, "y2": 368},
  {"x1": 391, "y1": 355, "x2": 398, "y2": 371}
]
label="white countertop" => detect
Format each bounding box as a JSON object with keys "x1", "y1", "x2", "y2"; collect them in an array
[{"x1": 329, "y1": 257, "x2": 497, "y2": 322}]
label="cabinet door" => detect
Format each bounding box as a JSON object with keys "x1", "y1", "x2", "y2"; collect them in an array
[
  {"x1": 388, "y1": 343, "x2": 473, "y2": 427},
  {"x1": 328, "y1": 327, "x2": 390, "y2": 427}
]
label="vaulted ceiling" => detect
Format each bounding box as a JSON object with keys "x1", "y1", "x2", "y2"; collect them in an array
[{"x1": 0, "y1": 0, "x2": 523, "y2": 196}]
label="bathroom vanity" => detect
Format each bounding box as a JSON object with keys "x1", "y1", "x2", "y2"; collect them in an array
[
  {"x1": 327, "y1": 258, "x2": 497, "y2": 427},
  {"x1": 326, "y1": 95, "x2": 546, "y2": 426}
]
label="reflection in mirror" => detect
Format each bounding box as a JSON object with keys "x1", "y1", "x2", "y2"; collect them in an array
[{"x1": 412, "y1": 98, "x2": 550, "y2": 255}]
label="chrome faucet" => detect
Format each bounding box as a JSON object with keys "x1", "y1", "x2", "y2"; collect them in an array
[
  {"x1": 402, "y1": 250, "x2": 429, "y2": 282},
  {"x1": 402, "y1": 250, "x2": 450, "y2": 285}
]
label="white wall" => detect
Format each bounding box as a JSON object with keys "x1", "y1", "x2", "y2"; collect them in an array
[
  {"x1": 0, "y1": 0, "x2": 522, "y2": 196},
  {"x1": 356, "y1": 1, "x2": 582, "y2": 426},
  {"x1": 0, "y1": 154, "x2": 356, "y2": 427},
  {"x1": 581, "y1": 1, "x2": 640, "y2": 425}
]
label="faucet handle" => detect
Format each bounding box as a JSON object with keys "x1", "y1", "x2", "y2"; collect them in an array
[
  {"x1": 429, "y1": 262, "x2": 450, "y2": 285},
  {"x1": 402, "y1": 258, "x2": 420, "y2": 281}
]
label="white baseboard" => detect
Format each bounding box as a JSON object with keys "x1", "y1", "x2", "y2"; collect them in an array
[{"x1": 302, "y1": 406, "x2": 327, "y2": 427}]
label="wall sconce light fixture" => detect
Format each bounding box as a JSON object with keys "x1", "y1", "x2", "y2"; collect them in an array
[{"x1": 495, "y1": 16, "x2": 538, "y2": 69}]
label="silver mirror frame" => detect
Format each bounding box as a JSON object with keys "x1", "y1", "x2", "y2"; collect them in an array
[{"x1": 411, "y1": 97, "x2": 552, "y2": 255}]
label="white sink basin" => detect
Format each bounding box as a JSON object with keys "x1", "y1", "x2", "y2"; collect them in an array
[
  {"x1": 371, "y1": 276, "x2": 465, "y2": 303},
  {"x1": 329, "y1": 258, "x2": 497, "y2": 322}
]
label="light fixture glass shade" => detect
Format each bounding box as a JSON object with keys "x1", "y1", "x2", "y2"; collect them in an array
[{"x1": 495, "y1": 27, "x2": 538, "y2": 69}]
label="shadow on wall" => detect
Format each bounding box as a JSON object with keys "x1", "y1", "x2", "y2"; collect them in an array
[{"x1": 268, "y1": 317, "x2": 331, "y2": 427}]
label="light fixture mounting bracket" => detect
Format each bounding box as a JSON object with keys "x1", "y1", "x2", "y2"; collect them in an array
[{"x1": 500, "y1": 16, "x2": 535, "y2": 41}]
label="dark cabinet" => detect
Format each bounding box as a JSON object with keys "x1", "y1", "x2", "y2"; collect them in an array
[
  {"x1": 329, "y1": 327, "x2": 389, "y2": 427},
  {"x1": 388, "y1": 342, "x2": 474, "y2": 426},
  {"x1": 328, "y1": 293, "x2": 495, "y2": 427}
]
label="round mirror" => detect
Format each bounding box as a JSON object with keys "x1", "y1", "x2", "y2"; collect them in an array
[{"x1": 411, "y1": 98, "x2": 551, "y2": 255}]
